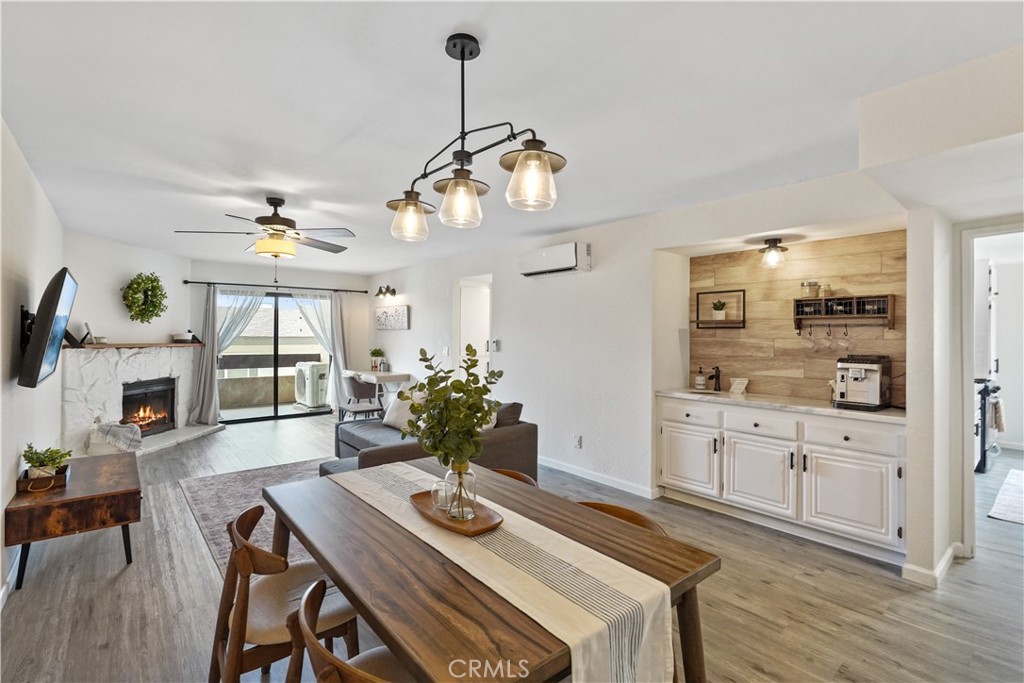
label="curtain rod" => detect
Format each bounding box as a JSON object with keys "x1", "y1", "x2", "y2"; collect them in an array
[{"x1": 182, "y1": 279, "x2": 368, "y2": 294}]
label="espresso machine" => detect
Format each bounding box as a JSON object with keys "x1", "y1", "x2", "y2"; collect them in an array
[{"x1": 833, "y1": 355, "x2": 892, "y2": 411}]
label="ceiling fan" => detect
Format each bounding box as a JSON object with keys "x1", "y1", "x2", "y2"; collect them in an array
[{"x1": 175, "y1": 196, "x2": 354, "y2": 257}]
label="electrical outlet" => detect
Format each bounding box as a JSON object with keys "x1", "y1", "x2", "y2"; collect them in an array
[{"x1": 573, "y1": 434, "x2": 583, "y2": 449}]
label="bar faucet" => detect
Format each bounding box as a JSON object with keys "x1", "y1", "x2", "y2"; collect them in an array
[{"x1": 708, "y1": 366, "x2": 722, "y2": 392}]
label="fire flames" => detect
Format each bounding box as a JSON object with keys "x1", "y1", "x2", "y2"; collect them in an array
[{"x1": 125, "y1": 404, "x2": 168, "y2": 429}]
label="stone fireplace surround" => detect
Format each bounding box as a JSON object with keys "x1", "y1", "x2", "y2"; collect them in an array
[{"x1": 62, "y1": 346, "x2": 220, "y2": 454}]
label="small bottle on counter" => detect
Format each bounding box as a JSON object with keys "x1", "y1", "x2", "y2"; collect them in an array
[
  {"x1": 820, "y1": 283, "x2": 832, "y2": 297},
  {"x1": 801, "y1": 281, "x2": 820, "y2": 298},
  {"x1": 694, "y1": 367, "x2": 706, "y2": 390}
]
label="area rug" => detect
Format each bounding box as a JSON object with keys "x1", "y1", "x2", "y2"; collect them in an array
[
  {"x1": 180, "y1": 458, "x2": 354, "y2": 574},
  {"x1": 988, "y1": 469, "x2": 1023, "y2": 524}
]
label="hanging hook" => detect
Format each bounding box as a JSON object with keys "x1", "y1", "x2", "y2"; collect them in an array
[
  {"x1": 808, "y1": 324, "x2": 813, "y2": 337},
  {"x1": 827, "y1": 324, "x2": 833, "y2": 337},
  {"x1": 844, "y1": 323, "x2": 849, "y2": 337}
]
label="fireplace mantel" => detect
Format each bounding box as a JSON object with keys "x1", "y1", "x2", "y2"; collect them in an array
[{"x1": 64, "y1": 343, "x2": 205, "y2": 349}]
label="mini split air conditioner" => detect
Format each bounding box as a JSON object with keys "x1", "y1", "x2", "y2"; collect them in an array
[
  {"x1": 295, "y1": 361, "x2": 329, "y2": 408},
  {"x1": 518, "y1": 242, "x2": 591, "y2": 277}
]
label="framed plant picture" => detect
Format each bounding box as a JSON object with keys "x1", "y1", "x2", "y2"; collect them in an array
[
  {"x1": 376, "y1": 305, "x2": 410, "y2": 330},
  {"x1": 695, "y1": 290, "x2": 745, "y2": 328}
]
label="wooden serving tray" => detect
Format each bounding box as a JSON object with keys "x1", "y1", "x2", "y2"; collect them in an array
[
  {"x1": 409, "y1": 491, "x2": 503, "y2": 536},
  {"x1": 16, "y1": 465, "x2": 70, "y2": 493}
]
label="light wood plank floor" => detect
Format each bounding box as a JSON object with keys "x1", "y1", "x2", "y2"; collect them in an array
[{"x1": 2, "y1": 415, "x2": 1021, "y2": 682}]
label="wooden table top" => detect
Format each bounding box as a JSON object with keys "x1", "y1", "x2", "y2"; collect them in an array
[
  {"x1": 263, "y1": 459, "x2": 721, "y2": 682},
  {"x1": 6, "y1": 452, "x2": 140, "y2": 509}
]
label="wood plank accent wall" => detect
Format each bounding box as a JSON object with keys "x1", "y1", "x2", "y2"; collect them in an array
[{"x1": 689, "y1": 230, "x2": 906, "y2": 406}]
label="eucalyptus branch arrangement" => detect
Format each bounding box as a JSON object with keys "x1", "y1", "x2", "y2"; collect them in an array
[{"x1": 398, "y1": 344, "x2": 502, "y2": 467}]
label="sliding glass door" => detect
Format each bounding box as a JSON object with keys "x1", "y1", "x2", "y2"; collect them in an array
[{"x1": 217, "y1": 293, "x2": 332, "y2": 422}]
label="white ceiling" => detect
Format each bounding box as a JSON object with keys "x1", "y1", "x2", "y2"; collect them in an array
[{"x1": 3, "y1": 2, "x2": 1021, "y2": 275}]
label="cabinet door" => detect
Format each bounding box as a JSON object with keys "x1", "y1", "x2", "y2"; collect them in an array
[
  {"x1": 802, "y1": 445, "x2": 903, "y2": 548},
  {"x1": 723, "y1": 434, "x2": 798, "y2": 520},
  {"x1": 661, "y1": 423, "x2": 720, "y2": 498}
]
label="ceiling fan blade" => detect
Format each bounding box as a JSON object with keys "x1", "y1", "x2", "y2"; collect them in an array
[
  {"x1": 226, "y1": 213, "x2": 260, "y2": 225},
  {"x1": 175, "y1": 230, "x2": 263, "y2": 235},
  {"x1": 298, "y1": 227, "x2": 356, "y2": 238},
  {"x1": 244, "y1": 242, "x2": 256, "y2": 253},
  {"x1": 297, "y1": 235, "x2": 347, "y2": 254}
]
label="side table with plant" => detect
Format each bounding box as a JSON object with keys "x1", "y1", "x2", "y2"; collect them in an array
[{"x1": 398, "y1": 344, "x2": 502, "y2": 521}]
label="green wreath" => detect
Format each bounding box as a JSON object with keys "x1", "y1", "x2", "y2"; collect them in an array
[{"x1": 121, "y1": 272, "x2": 168, "y2": 324}]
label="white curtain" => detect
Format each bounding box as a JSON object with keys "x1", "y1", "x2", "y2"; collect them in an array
[
  {"x1": 293, "y1": 289, "x2": 348, "y2": 408},
  {"x1": 188, "y1": 285, "x2": 266, "y2": 425}
]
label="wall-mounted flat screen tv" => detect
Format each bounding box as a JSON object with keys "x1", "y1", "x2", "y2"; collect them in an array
[{"x1": 19, "y1": 267, "x2": 78, "y2": 388}]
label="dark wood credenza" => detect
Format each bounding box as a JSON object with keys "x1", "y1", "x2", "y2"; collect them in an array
[{"x1": 4, "y1": 452, "x2": 142, "y2": 589}]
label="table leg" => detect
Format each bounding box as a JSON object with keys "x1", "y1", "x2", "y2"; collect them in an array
[
  {"x1": 15, "y1": 543, "x2": 31, "y2": 590},
  {"x1": 122, "y1": 524, "x2": 133, "y2": 564},
  {"x1": 272, "y1": 515, "x2": 291, "y2": 557},
  {"x1": 677, "y1": 587, "x2": 707, "y2": 683}
]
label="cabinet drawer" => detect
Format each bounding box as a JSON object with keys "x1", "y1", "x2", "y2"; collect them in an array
[
  {"x1": 724, "y1": 407, "x2": 798, "y2": 440},
  {"x1": 660, "y1": 400, "x2": 721, "y2": 428},
  {"x1": 804, "y1": 417, "x2": 904, "y2": 456}
]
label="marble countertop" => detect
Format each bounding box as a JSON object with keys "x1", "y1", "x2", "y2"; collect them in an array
[{"x1": 656, "y1": 389, "x2": 907, "y2": 425}]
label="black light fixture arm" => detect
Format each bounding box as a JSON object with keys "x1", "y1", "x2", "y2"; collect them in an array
[{"x1": 408, "y1": 124, "x2": 539, "y2": 192}]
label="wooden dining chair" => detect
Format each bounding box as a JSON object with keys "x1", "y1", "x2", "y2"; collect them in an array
[
  {"x1": 209, "y1": 506, "x2": 360, "y2": 683},
  {"x1": 297, "y1": 580, "x2": 415, "y2": 683},
  {"x1": 491, "y1": 468, "x2": 539, "y2": 487},
  {"x1": 577, "y1": 501, "x2": 681, "y2": 681}
]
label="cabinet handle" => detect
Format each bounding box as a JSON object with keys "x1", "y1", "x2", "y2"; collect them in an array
[
  {"x1": 713, "y1": 437, "x2": 718, "y2": 454},
  {"x1": 790, "y1": 452, "x2": 795, "y2": 469},
  {"x1": 843, "y1": 435, "x2": 851, "y2": 442},
  {"x1": 753, "y1": 422, "x2": 760, "y2": 428},
  {"x1": 802, "y1": 454, "x2": 808, "y2": 472},
  {"x1": 685, "y1": 412, "x2": 691, "y2": 418}
]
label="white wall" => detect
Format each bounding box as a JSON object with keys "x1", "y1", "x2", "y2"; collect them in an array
[
  {"x1": 188, "y1": 260, "x2": 371, "y2": 367},
  {"x1": 63, "y1": 228, "x2": 192, "y2": 343},
  {"x1": 994, "y1": 262, "x2": 1023, "y2": 449},
  {"x1": 1, "y1": 122, "x2": 67, "y2": 597}
]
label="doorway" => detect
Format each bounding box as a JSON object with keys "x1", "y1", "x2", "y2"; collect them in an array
[
  {"x1": 218, "y1": 293, "x2": 332, "y2": 422},
  {"x1": 960, "y1": 226, "x2": 1023, "y2": 557},
  {"x1": 459, "y1": 275, "x2": 492, "y2": 371}
]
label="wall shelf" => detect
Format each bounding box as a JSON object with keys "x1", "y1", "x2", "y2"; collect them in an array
[
  {"x1": 63, "y1": 343, "x2": 205, "y2": 349},
  {"x1": 793, "y1": 294, "x2": 895, "y2": 330}
]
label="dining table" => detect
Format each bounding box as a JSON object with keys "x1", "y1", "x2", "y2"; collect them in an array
[{"x1": 263, "y1": 459, "x2": 721, "y2": 683}]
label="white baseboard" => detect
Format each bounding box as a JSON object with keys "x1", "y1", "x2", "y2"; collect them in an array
[
  {"x1": 0, "y1": 548, "x2": 21, "y2": 609},
  {"x1": 538, "y1": 457, "x2": 658, "y2": 499},
  {"x1": 997, "y1": 440, "x2": 1023, "y2": 451},
  {"x1": 952, "y1": 541, "x2": 975, "y2": 559},
  {"x1": 902, "y1": 544, "x2": 955, "y2": 588}
]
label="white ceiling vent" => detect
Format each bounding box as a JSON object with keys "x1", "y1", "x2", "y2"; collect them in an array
[{"x1": 518, "y1": 242, "x2": 592, "y2": 277}]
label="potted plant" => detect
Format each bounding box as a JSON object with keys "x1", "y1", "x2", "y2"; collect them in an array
[
  {"x1": 19, "y1": 443, "x2": 72, "y2": 491},
  {"x1": 711, "y1": 299, "x2": 727, "y2": 320},
  {"x1": 370, "y1": 347, "x2": 385, "y2": 371},
  {"x1": 398, "y1": 344, "x2": 502, "y2": 520}
]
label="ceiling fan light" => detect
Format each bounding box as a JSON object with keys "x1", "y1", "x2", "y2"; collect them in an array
[
  {"x1": 438, "y1": 171, "x2": 483, "y2": 229},
  {"x1": 254, "y1": 235, "x2": 296, "y2": 259},
  {"x1": 502, "y1": 140, "x2": 563, "y2": 212}
]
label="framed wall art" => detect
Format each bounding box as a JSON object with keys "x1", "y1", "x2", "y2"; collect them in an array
[{"x1": 376, "y1": 305, "x2": 410, "y2": 330}]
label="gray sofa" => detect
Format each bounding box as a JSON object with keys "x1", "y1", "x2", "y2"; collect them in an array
[{"x1": 329, "y1": 402, "x2": 538, "y2": 480}]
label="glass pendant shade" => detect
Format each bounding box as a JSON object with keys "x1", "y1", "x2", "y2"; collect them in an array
[
  {"x1": 388, "y1": 191, "x2": 432, "y2": 242},
  {"x1": 254, "y1": 235, "x2": 296, "y2": 259},
  {"x1": 438, "y1": 176, "x2": 483, "y2": 228},
  {"x1": 761, "y1": 247, "x2": 784, "y2": 268},
  {"x1": 505, "y1": 149, "x2": 557, "y2": 211}
]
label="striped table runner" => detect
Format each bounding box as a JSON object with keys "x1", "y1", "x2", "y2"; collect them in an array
[{"x1": 328, "y1": 463, "x2": 672, "y2": 683}]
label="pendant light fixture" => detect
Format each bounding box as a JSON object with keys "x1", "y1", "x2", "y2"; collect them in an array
[
  {"x1": 759, "y1": 238, "x2": 788, "y2": 268},
  {"x1": 387, "y1": 33, "x2": 566, "y2": 241}
]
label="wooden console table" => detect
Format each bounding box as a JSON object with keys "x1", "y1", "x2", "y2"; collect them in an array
[{"x1": 4, "y1": 452, "x2": 142, "y2": 589}]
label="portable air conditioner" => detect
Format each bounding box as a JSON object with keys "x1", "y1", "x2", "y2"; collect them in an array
[{"x1": 294, "y1": 361, "x2": 329, "y2": 408}]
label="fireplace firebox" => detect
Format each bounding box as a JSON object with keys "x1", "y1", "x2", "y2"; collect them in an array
[{"x1": 122, "y1": 377, "x2": 176, "y2": 437}]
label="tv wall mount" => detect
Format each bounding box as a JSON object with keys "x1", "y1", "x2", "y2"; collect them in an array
[{"x1": 20, "y1": 305, "x2": 87, "y2": 352}]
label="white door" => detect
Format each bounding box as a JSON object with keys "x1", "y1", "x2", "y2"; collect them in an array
[
  {"x1": 723, "y1": 434, "x2": 799, "y2": 519},
  {"x1": 459, "y1": 276, "x2": 491, "y2": 370},
  {"x1": 802, "y1": 444, "x2": 903, "y2": 548},
  {"x1": 661, "y1": 423, "x2": 721, "y2": 498}
]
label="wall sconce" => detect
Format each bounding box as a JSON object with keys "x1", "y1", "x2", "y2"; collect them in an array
[
  {"x1": 759, "y1": 238, "x2": 788, "y2": 269},
  {"x1": 375, "y1": 285, "x2": 397, "y2": 298}
]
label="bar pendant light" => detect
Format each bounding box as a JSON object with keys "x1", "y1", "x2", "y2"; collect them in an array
[{"x1": 387, "y1": 33, "x2": 566, "y2": 240}]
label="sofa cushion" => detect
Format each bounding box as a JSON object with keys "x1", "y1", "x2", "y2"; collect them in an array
[
  {"x1": 382, "y1": 391, "x2": 420, "y2": 430},
  {"x1": 495, "y1": 402, "x2": 523, "y2": 427},
  {"x1": 337, "y1": 419, "x2": 407, "y2": 452}
]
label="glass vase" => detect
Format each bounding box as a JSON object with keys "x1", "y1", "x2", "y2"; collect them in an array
[{"x1": 444, "y1": 462, "x2": 477, "y2": 521}]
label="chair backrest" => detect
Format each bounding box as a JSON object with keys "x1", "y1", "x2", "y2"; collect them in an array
[
  {"x1": 577, "y1": 501, "x2": 668, "y2": 536},
  {"x1": 491, "y1": 468, "x2": 538, "y2": 487},
  {"x1": 343, "y1": 375, "x2": 378, "y2": 401},
  {"x1": 212, "y1": 506, "x2": 290, "y2": 681},
  {"x1": 299, "y1": 580, "x2": 387, "y2": 683}
]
